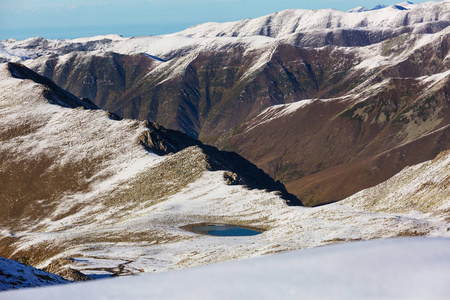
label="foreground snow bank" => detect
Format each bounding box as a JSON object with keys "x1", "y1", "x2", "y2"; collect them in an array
[{"x1": 3, "y1": 237, "x2": 450, "y2": 299}]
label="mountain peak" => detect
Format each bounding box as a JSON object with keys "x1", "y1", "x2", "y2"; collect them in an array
[
  {"x1": 397, "y1": 1, "x2": 414, "y2": 5},
  {"x1": 392, "y1": 4, "x2": 408, "y2": 10},
  {"x1": 348, "y1": 6, "x2": 369, "y2": 12},
  {"x1": 349, "y1": 3, "x2": 412, "y2": 13},
  {"x1": 371, "y1": 4, "x2": 387, "y2": 10}
]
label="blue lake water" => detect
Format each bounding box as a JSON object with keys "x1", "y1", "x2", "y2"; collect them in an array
[{"x1": 187, "y1": 224, "x2": 262, "y2": 236}]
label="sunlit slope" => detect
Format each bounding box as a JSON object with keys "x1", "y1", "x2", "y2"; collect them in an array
[
  {"x1": 0, "y1": 62, "x2": 447, "y2": 279},
  {"x1": 0, "y1": 63, "x2": 294, "y2": 272}
]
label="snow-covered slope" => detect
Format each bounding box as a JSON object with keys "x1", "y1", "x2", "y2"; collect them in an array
[
  {"x1": 0, "y1": 62, "x2": 298, "y2": 274},
  {"x1": 176, "y1": 1, "x2": 449, "y2": 38},
  {"x1": 0, "y1": 32, "x2": 275, "y2": 64},
  {"x1": 348, "y1": 6, "x2": 370, "y2": 13},
  {"x1": 0, "y1": 257, "x2": 68, "y2": 291},
  {"x1": 1, "y1": 2, "x2": 450, "y2": 292},
  {"x1": 0, "y1": 63, "x2": 164, "y2": 230},
  {"x1": 2, "y1": 238, "x2": 450, "y2": 299},
  {"x1": 343, "y1": 150, "x2": 450, "y2": 214},
  {"x1": 1, "y1": 1, "x2": 449, "y2": 64},
  {"x1": 0, "y1": 62, "x2": 448, "y2": 282}
]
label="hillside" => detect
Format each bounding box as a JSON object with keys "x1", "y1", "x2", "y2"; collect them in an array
[
  {"x1": 221, "y1": 64, "x2": 450, "y2": 205},
  {"x1": 1, "y1": 1, "x2": 450, "y2": 204},
  {"x1": 0, "y1": 63, "x2": 448, "y2": 286},
  {"x1": 0, "y1": 62, "x2": 297, "y2": 272}
]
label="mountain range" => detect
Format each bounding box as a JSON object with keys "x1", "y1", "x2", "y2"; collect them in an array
[
  {"x1": 0, "y1": 0, "x2": 449, "y2": 294},
  {"x1": 2, "y1": 1, "x2": 450, "y2": 205},
  {"x1": 0, "y1": 61, "x2": 448, "y2": 285}
]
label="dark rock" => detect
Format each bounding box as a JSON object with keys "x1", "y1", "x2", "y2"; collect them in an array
[{"x1": 43, "y1": 258, "x2": 90, "y2": 282}]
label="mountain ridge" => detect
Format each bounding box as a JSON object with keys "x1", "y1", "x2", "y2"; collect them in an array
[
  {"x1": 1, "y1": 1, "x2": 449, "y2": 206},
  {"x1": 0, "y1": 47, "x2": 449, "y2": 291},
  {"x1": 2, "y1": 1, "x2": 450, "y2": 61}
]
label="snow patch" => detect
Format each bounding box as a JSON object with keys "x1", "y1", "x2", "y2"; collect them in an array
[
  {"x1": 419, "y1": 69, "x2": 450, "y2": 86},
  {"x1": 244, "y1": 96, "x2": 352, "y2": 132}
]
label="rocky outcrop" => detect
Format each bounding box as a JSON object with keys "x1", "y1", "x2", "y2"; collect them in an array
[
  {"x1": 43, "y1": 258, "x2": 90, "y2": 282},
  {"x1": 139, "y1": 121, "x2": 301, "y2": 205}
]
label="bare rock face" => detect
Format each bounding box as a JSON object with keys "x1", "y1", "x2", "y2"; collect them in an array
[{"x1": 223, "y1": 171, "x2": 246, "y2": 186}]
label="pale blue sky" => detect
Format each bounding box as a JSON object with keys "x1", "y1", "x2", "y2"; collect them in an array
[{"x1": 0, "y1": 0, "x2": 432, "y2": 40}]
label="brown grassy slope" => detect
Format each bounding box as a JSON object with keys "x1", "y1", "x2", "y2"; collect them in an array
[{"x1": 220, "y1": 75, "x2": 450, "y2": 206}]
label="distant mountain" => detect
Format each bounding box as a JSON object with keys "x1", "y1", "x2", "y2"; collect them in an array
[
  {"x1": 348, "y1": 1, "x2": 415, "y2": 12},
  {"x1": 0, "y1": 1, "x2": 449, "y2": 207},
  {"x1": 348, "y1": 6, "x2": 370, "y2": 12},
  {"x1": 371, "y1": 4, "x2": 388, "y2": 10},
  {"x1": 397, "y1": 1, "x2": 415, "y2": 7}
]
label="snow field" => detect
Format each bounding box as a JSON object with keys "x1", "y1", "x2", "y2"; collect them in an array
[{"x1": 3, "y1": 238, "x2": 450, "y2": 299}]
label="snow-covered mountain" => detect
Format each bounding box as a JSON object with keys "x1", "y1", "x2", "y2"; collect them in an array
[
  {"x1": 0, "y1": 1, "x2": 449, "y2": 206},
  {"x1": 1, "y1": 3, "x2": 450, "y2": 292},
  {"x1": 348, "y1": 2, "x2": 414, "y2": 12},
  {"x1": 348, "y1": 6, "x2": 370, "y2": 12},
  {"x1": 1, "y1": 1, "x2": 449, "y2": 62},
  {"x1": 177, "y1": 1, "x2": 445, "y2": 39},
  {"x1": 3, "y1": 238, "x2": 450, "y2": 299},
  {"x1": 0, "y1": 63, "x2": 448, "y2": 291}
]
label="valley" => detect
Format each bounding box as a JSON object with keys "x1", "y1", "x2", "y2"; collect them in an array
[
  {"x1": 0, "y1": 62, "x2": 448, "y2": 283},
  {"x1": 0, "y1": 0, "x2": 449, "y2": 297},
  {"x1": 2, "y1": 1, "x2": 450, "y2": 204}
]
